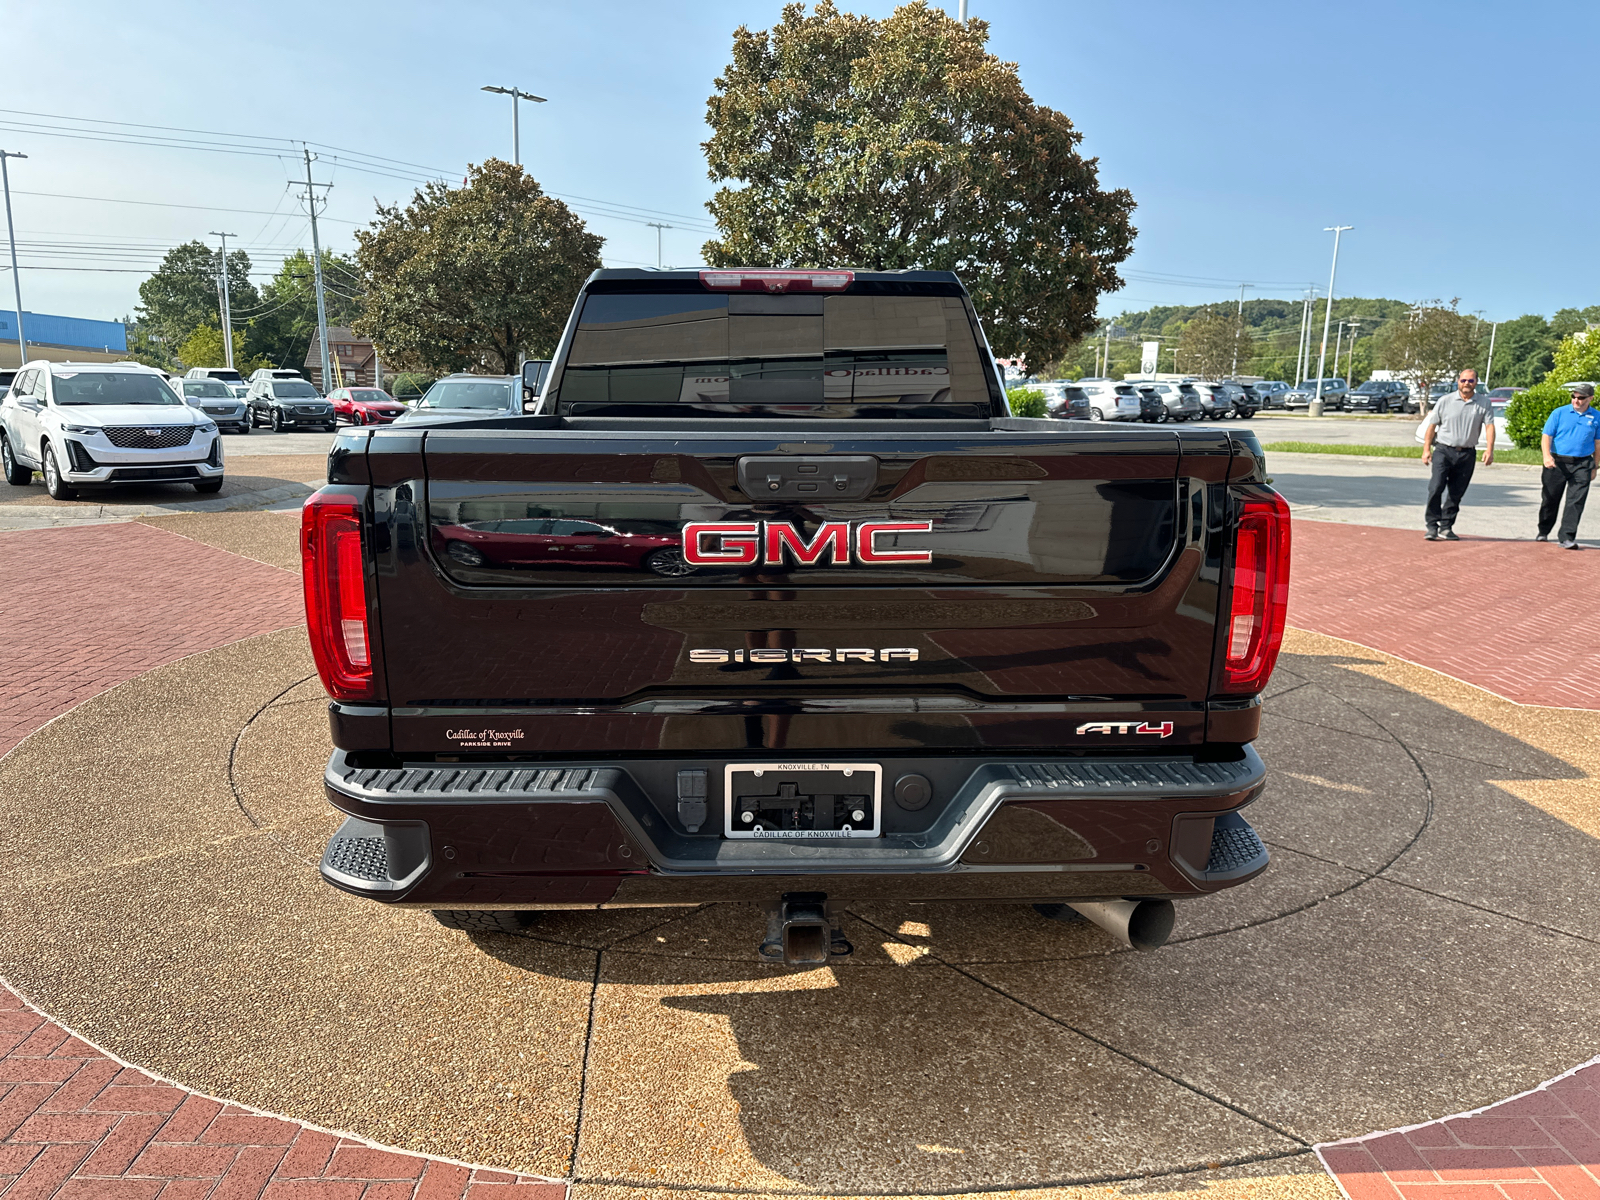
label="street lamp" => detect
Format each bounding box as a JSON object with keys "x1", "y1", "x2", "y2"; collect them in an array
[
  {"x1": 1232, "y1": 283, "x2": 1253, "y2": 377},
  {"x1": 0, "y1": 151, "x2": 27, "y2": 367},
  {"x1": 481, "y1": 85, "x2": 547, "y2": 168},
  {"x1": 1312, "y1": 225, "x2": 1353, "y2": 415}
]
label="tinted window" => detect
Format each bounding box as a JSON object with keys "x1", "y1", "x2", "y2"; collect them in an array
[
  {"x1": 271, "y1": 382, "x2": 321, "y2": 399},
  {"x1": 53, "y1": 371, "x2": 181, "y2": 406},
  {"x1": 558, "y1": 287, "x2": 991, "y2": 417},
  {"x1": 200, "y1": 369, "x2": 242, "y2": 382},
  {"x1": 181, "y1": 380, "x2": 232, "y2": 398},
  {"x1": 418, "y1": 380, "x2": 515, "y2": 410},
  {"x1": 351, "y1": 389, "x2": 392, "y2": 402}
]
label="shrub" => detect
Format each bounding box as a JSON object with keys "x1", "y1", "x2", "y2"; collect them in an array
[
  {"x1": 1505, "y1": 381, "x2": 1570, "y2": 450},
  {"x1": 1007, "y1": 386, "x2": 1048, "y2": 418}
]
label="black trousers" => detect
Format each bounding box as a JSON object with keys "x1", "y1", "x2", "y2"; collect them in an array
[
  {"x1": 1539, "y1": 455, "x2": 1593, "y2": 542},
  {"x1": 1425, "y1": 444, "x2": 1476, "y2": 531}
]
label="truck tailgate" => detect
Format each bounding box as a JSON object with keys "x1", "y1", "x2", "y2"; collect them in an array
[{"x1": 367, "y1": 422, "x2": 1235, "y2": 754}]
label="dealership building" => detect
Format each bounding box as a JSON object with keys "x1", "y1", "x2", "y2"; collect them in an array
[{"x1": 0, "y1": 310, "x2": 129, "y2": 369}]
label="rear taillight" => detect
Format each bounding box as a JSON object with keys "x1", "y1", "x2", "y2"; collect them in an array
[
  {"x1": 1222, "y1": 491, "x2": 1292, "y2": 694},
  {"x1": 699, "y1": 269, "x2": 855, "y2": 293},
  {"x1": 302, "y1": 491, "x2": 375, "y2": 701}
]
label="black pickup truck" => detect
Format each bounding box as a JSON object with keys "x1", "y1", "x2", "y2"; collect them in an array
[{"x1": 303, "y1": 268, "x2": 1291, "y2": 963}]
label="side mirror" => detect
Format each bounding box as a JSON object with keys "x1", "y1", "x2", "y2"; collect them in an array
[{"x1": 521, "y1": 359, "x2": 551, "y2": 395}]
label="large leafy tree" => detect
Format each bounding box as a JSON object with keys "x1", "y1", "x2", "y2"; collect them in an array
[
  {"x1": 135, "y1": 241, "x2": 259, "y2": 355},
  {"x1": 1379, "y1": 299, "x2": 1481, "y2": 410},
  {"x1": 1177, "y1": 310, "x2": 1251, "y2": 380},
  {"x1": 701, "y1": 1, "x2": 1135, "y2": 365},
  {"x1": 354, "y1": 160, "x2": 603, "y2": 375}
]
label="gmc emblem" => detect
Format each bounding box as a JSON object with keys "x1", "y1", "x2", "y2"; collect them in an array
[
  {"x1": 683, "y1": 520, "x2": 934, "y2": 567},
  {"x1": 1075, "y1": 721, "x2": 1174, "y2": 738}
]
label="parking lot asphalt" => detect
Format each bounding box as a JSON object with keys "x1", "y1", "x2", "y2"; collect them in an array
[{"x1": 0, "y1": 511, "x2": 1596, "y2": 1200}]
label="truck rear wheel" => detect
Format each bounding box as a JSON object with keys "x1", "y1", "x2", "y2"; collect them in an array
[{"x1": 432, "y1": 910, "x2": 538, "y2": 934}]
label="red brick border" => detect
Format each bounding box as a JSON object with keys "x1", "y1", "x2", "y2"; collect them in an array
[
  {"x1": 1317, "y1": 1058, "x2": 1600, "y2": 1200},
  {"x1": 1289, "y1": 522, "x2": 1600, "y2": 711},
  {"x1": 0, "y1": 523, "x2": 305, "y2": 759},
  {"x1": 0, "y1": 979, "x2": 566, "y2": 1199}
]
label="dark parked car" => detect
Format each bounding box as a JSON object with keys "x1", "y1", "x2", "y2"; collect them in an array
[
  {"x1": 1346, "y1": 380, "x2": 1410, "y2": 413},
  {"x1": 1041, "y1": 382, "x2": 1091, "y2": 420},
  {"x1": 1192, "y1": 382, "x2": 1255, "y2": 419},
  {"x1": 1137, "y1": 382, "x2": 1203, "y2": 421},
  {"x1": 305, "y1": 266, "x2": 1290, "y2": 963},
  {"x1": 245, "y1": 378, "x2": 334, "y2": 431}
]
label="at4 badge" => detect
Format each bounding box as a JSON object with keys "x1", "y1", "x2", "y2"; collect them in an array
[{"x1": 1075, "y1": 721, "x2": 1174, "y2": 737}]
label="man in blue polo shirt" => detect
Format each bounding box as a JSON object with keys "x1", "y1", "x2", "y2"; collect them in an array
[{"x1": 1538, "y1": 382, "x2": 1600, "y2": 548}]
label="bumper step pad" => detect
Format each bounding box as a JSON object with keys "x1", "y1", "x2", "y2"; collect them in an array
[{"x1": 1200, "y1": 811, "x2": 1270, "y2": 882}]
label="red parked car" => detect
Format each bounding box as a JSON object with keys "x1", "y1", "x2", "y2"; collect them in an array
[
  {"x1": 433, "y1": 518, "x2": 694, "y2": 576},
  {"x1": 327, "y1": 387, "x2": 410, "y2": 426}
]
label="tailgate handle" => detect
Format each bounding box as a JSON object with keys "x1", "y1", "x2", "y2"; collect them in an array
[{"x1": 737, "y1": 455, "x2": 878, "y2": 501}]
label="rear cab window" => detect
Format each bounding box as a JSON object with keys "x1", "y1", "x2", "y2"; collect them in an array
[{"x1": 549, "y1": 275, "x2": 1000, "y2": 419}]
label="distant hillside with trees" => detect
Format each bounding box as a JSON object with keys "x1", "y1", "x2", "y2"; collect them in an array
[{"x1": 1042, "y1": 297, "x2": 1600, "y2": 387}]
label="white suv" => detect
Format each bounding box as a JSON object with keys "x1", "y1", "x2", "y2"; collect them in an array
[
  {"x1": 0, "y1": 360, "x2": 224, "y2": 499},
  {"x1": 1079, "y1": 381, "x2": 1143, "y2": 421}
]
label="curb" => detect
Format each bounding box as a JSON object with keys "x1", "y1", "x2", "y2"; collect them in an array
[{"x1": 0, "y1": 480, "x2": 321, "y2": 522}]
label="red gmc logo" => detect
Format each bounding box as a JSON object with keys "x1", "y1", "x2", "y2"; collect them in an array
[{"x1": 682, "y1": 520, "x2": 934, "y2": 567}]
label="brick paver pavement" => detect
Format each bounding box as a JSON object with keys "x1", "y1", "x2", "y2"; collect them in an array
[
  {"x1": 1318, "y1": 1057, "x2": 1600, "y2": 1200},
  {"x1": 1290, "y1": 521, "x2": 1600, "y2": 710},
  {"x1": 0, "y1": 523, "x2": 305, "y2": 758},
  {"x1": 0, "y1": 981, "x2": 565, "y2": 1198}
]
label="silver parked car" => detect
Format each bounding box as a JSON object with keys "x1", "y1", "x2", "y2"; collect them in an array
[
  {"x1": 1282, "y1": 378, "x2": 1350, "y2": 410},
  {"x1": 393, "y1": 374, "x2": 523, "y2": 426},
  {"x1": 175, "y1": 377, "x2": 250, "y2": 434},
  {"x1": 1136, "y1": 382, "x2": 1203, "y2": 422},
  {"x1": 1251, "y1": 381, "x2": 1292, "y2": 409},
  {"x1": 1077, "y1": 380, "x2": 1143, "y2": 421}
]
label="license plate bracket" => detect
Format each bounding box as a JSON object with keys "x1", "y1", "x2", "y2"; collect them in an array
[{"x1": 724, "y1": 762, "x2": 882, "y2": 839}]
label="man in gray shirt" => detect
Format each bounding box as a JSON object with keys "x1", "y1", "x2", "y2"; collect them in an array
[{"x1": 1420, "y1": 368, "x2": 1495, "y2": 540}]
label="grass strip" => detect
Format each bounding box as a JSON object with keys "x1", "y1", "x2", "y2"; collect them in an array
[{"x1": 1261, "y1": 441, "x2": 1544, "y2": 466}]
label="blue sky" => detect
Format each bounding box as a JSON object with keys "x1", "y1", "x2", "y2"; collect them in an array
[{"x1": 5, "y1": 0, "x2": 1593, "y2": 326}]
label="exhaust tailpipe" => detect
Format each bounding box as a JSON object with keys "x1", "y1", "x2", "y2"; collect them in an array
[{"x1": 1066, "y1": 899, "x2": 1176, "y2": 952}]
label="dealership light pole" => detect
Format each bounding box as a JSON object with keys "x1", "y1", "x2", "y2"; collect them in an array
[
  {"x1": 1484, "y1": 321, "x2": 1499, "y2": 388},
  {"x1": 209, "y1": 231, "x2": 237, "y2": 371},
  {"x1": 481, "y1": 85, "x2": 547, "y2": 168},
  {"x1": 1312, "y1": 225, "x2": 1353, "y2": 415},
  {"x1": 0, "y1": 151, "x2": 27, "y2": 367}
]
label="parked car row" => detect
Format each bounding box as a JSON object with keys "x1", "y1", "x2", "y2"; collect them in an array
[{"x1": 1032, "y1": 378, "x2": 1259, "y2": 422}]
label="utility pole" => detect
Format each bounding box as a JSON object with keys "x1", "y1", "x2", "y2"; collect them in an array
[
  {"x1": 1232, "y1": 283, "x2": 1253, "y2": 377},
  {"x1": 0, "y1": 151, "x2": 27, "y2": 368},
  {"x1": 646, "y1": 222, "x2": 671, "y2": 270},
  {"x1": 1346, "y1": 321, "x2": 1361, "y2": 382},
  {"x1": 208, "y1": 231, "x2": 237, "y2": 371},
  {"x1": 300, "y1": 149, "x2": 334, "y2": 395},
  {"x1": 481, "y1": 85, "x2": 547, "y2": 168},
  {"x1": 1484, "y1": 321, "x2": 1499, "y2": 388},
  {"x1": 1313, "y1": 225, "x2": 1353, "y2": 414},
  {"x1": 1296, "y1": 290, "x2": 1314, "y2": 384}
]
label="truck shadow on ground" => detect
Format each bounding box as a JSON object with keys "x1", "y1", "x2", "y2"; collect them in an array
[{"x1": 465, "y1": 650, "x2": 1600, "y2": 1193}]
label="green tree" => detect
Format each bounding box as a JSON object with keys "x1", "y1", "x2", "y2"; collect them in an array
[
  {"x1": 1482, "y1": 314, "x2": 1557, "y2": 388},
  {"x1": 1548, "y1": 327, "x2": 1600, "y2": 385},
  {"x1": 1178, "y1": 310, "x2": 1249, "y2": 380},
  {"x1": 700, "y1": 0, "x2": 1135, "y2": 365},
  {"x1": 240, "y1": 249, "x2": 363, "y2": 371},
  {"x1": 135, "y1": 241, "x2": 259, "y2": 351},
  {"x1": 119, "y1": 315, "x2": 174, "y2": 370},
  {"x1": 355, "y1": 160, "x2": 602, "y2": 375},
  {"x1": 1379, "y1": 299, "x2": 1480, "y2": 411}
]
